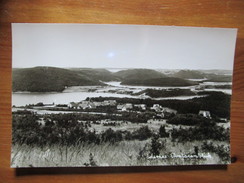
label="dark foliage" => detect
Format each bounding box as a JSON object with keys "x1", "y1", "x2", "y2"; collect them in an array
[
  {"x1": 90, "y1": 91, "x2": 230, "y2": 118},
  {"x1": 172, "y1": 70, "x2": 204, "y2": 79},
  {"x1": 113, "y1": 69, "x2": 166, "y2": 81},
  {"x1": 201, "y1": 141, "x2": 230, "y2": 162},
  {"x1": 131, "y1": 126, "x2": 153, "y2": 141},
  {"x1": 12, "y1": 113, "x2": 156, "y2": 147},
  {"x1": 12, "y1": 113, "x2": 41, "y2": 145},
  {"x1": 171, "y1": 122, "x2": 230, "y2": 142},
  {"x1": 12, "y1": 67, "x2": 104, "y2": 92},
  {"x1": 159, "y1": 125, "x2": 169, "y2": 138},
  {"x1": 204, "y1": 74, "x2": 232, "y2": 82},
  {"x1": 150, "y1": 134, "x2": 162, "y2": 156},
  {"x1": 101, "y1": 128, "x2": 123, "y2": 144},
  {"x1": 134, "y1": 88, "x2": 196, "y2": 98},
  {"x1": 12, "y1": 110, "x2": 33, "y2": 115},
  {"x1": 71, "y1": 68, "x2": 120, "y2": 82},
  {"x1": 167, "y1": 114, "x2": 210, "y2": 126},
  {"x1": 121, "y1": 77, "x2": 197, "y2": 87}
]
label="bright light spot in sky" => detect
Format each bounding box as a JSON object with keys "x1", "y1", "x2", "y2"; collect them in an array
[{"x1": 107, "y1": 52, "x2": 115, "y2": 58}]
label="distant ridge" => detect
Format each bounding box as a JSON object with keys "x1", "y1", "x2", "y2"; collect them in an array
[
  {"x1": 113, "y1": 69, "x2": 167, "y2": 80},
  {"x1": 121, "y1": 77, "x2": 197, "y2": 87},
  {"x1": 70, "y1": 68, "x2": 120, "y2": 82},
  {"x1": 172, "y1": 70, "x2": 205, "y2": 79}
]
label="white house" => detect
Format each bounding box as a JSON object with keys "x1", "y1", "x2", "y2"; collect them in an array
[
  {"x1": 161, "y1": 107, "x2": 177, "y2": 114},
  {"x1": 117, "y1": 104, "x2": 124, "y2": 110},
  {"x1": 68, "y1": 102, "x2": 80, "y2": 109},
  {"x1": 78, "y1": 101, "x2": 96, "y2": 109},
  {"x1": 117, "y1": 103, "x2": 133, "y2": 111},
  {"x1": 151, "y1": 104, "x2": 162, "y2": 112},
  {"x1": 199, "y1": 110, "x2": 211, "y2": 119},
  {"x1": 93, "y1": 102, "x2": 103, "y2": 107}
]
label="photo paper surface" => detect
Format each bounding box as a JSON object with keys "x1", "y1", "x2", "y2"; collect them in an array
[{"x1": 11, "y1": 23, "x2": 237, "y2": 167}]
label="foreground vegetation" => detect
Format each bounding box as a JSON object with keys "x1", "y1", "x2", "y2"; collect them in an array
[
  {"x1": 12, "y1": 139, "x2": 228, "y2": 167},
  {"x1": 12, "y1": 108, "x2": 230, "y2": 167}
]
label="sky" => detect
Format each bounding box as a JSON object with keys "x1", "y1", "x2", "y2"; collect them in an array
[{"x1": 12, "y1": 23, "x2": 237, "y2": 70}]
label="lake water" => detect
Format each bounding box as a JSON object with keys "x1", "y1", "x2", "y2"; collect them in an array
[
  {"x1": 12, "y1": 92, "x2": 138, "y2": 106},
  {"x1": 12, "y1": 81, "x2": 232, "y2": 107}
]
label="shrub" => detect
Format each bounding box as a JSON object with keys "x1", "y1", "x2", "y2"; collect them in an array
[
  {"x1": 167, "y1": 114, "x2": 210, "y2": 126},
  {"x1": 171, "y1": 125, "x2": 230, "y2": 142},
  {"x1": 159, "y1": 125, "x2": 169, "y2": 138},
  {"x1": 201, "y1": 141, "x2": 230, "y2": 162},
  {"x1": 101, "y1": 128, "x2": 123, "y2": 144},
  {"x1": 150, "y1": 134, "x2": 161, "y2": 156},
  {"x1": 132, "y1": 126, "x2": 152, "y2": 140}
]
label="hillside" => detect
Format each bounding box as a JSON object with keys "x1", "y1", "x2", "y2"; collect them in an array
[
  {"x1": 121, "y1": 77, "x2": 197, "y2": 87},
  {"x1": 172, "y1": 70, "x2": 232, "y2": 82},
  {"x1": 70, "y1": 68, "x2": 120, "y2": 81},
  {"x1": 134, "y1": 88, "x2": 196, "y2": 98},
  {"x1": 113, "y1": 69, "x2": 167, "y2": 80},
  {"x1": 172, "y1": 70, "x2": 205, "y2": 79},
  {"x1": 90, "y1": 91, "x2": 230, "y2": 118},
  {"x1": 12, "y1": 67, "x2": 104, "y2": 92},
  {"x1": 204, "y1": 74, "x2": 232, "y2": 82}
]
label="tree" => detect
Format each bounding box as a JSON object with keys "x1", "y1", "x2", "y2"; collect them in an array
[
  {"x1": 159, "y1": 125, "x2": 169, "y2": 138},
  {"x1": 150, "y1": 134, "x2": 161, "y2": 156}
]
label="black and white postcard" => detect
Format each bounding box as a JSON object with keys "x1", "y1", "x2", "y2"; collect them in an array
[{"x1": 11, "y1": 23, "x2": 237, "y2": 167}]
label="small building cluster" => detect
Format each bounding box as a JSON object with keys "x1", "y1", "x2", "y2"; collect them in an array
[
  {"x1": 151, "y1": 104, "x2": 177, "y2": 114},
  {"x1": 68, "y1": 100, "x2": 178, "y2": 117},
  {"x1": 68, "y1": 100, "x2": 116, "y2": 109}
]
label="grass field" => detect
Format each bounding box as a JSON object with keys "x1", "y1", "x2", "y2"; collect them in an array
[{"x1": 11, "y1": 139, "x2": 227, "y2": 167}]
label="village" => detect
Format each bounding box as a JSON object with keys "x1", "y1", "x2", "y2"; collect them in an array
[
  {"x1": 17, "y1": 98, "x2": 215, "y2": 123},
  {"x1": 67, "y1": 100, "x2": 213, "y2": 119},
  {"x1": 68, "y1": 99, "x2": 177, "y2": 116}
]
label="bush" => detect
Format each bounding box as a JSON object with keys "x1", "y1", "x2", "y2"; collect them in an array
[
  {"x1": 101, "y1": 128, "x2": 123, "y2": 144},
  {"x1": 201, "y1": 141, "x2": 230, "y2": 162},
  {"x1": 171, "y1": 124, "x2": 230, "y2": 142},
  {"x1": 159, "y1": 125, "x2": 169, "y2": 138},
  {"x1": 150, "y1": 134, "x2": 161, "y2": 156},
  {"x1": 132, "y1": 126, "x2": 153, "y2": 140},
  {"x1": 167, "y1": 114, "x2": 210, "y2": 126}
]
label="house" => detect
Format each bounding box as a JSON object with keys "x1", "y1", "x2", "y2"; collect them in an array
[
  {"x1": 151, "y1": 104, "x2": 162, "y2": 112},
  {"x1": 78, "y1": 101, "x2": 96, "y2": 109},
  {"x1": 134, "y1": 104, "x2": 147, "y2": 110},
  {"x1": 124, "y1": 103, "x2": 133, "y2": 110},
  {"x1": 117, "y1": 103, "x2": 133, "y2": 111},
  {"x1": 103, "y1": 100, "x2": 117, "y2": 106},
  {"x1": 69, "y1": 101, "x2": 96, "y2": 110},
  {"x1": 93, "y1": 102, "x2": 103, "y2": 107},
  {"x1": 199, "y1": 110, "x2": 211, "y2": 119},
  {"x1": 117, "y1": 104, "x2": 124, "y2": 110},
  {"x1": 68, "y1": 102, "x2": 80, "y2": 109},
  {"x1": 161, "y1": 107, "x2": 177, "y2": 114}
]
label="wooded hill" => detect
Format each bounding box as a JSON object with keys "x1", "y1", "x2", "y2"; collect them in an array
[{"x1": 12, "y1": 67, "x2": 105, "y2": 92}]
